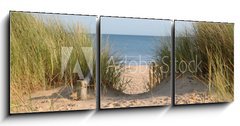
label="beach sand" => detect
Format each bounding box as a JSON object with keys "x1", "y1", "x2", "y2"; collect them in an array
[
  {"x1": 10, "y1": 86, "x2": 96, "y2": 114},
  {"x1": 11, "y1": 66, "x2": 225, "y2": 113},
  {"x1": 122, "y1": 65, "x2": 151, "y2": 94},
  {"x1": 101, "y1": 65, "x2": 171, "y2": 109},
  {"x1": 175, "y1": 74, "x2": 222, "y2": 105},
  {"x1": 101, "y1": 66, "x2": 224, "y2": 108}
]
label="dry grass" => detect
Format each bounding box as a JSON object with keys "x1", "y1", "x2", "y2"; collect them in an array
[
  {"x1": 10, "y1": 11, "x2": 95, "y2": 113},
  {"x1": 100, "y1": 40, "x2": 131, "y2": 94},
  {"x1": 175, "y1": 22, "x2": 234, "y2": 101},
  {"x1": 153, "y1": 37, "x2": 171, "y2": 83}
]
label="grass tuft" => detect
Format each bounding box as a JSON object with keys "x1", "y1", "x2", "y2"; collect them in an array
[
  {"x1": 10, "y1": 12, "x2": 95, "y2": 113},
  {"x1": 175, "y1": 22, "x2": 234, "y2": 101}
]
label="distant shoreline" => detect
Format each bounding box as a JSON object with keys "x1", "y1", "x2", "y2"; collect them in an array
[{"x1": 101, "y1": 33, "x2": 171, "y2": 38}]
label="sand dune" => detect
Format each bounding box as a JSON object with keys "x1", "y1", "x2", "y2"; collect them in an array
[{"x1": 175, "y1": 74, "x2": 222, "y2": 105}]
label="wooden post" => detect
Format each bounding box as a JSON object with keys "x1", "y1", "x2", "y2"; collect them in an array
[
  {"x1": 157, "y1": 66, "x2": 161, "y2": 84},
  {"x1": 80, "y1": 81, "x2": 87, "y2": 100},
  {"x1": 64, "y1": 73, "x2": 68, "y2": 86},
  {"x1": 149, "y1": 64, "x2": 152, "y2": 87},
  {"x1": 77, "y1": 80, "x2": 87, "y2": 100},
  {"x1": 152, "y1": 62, "x2": 155, "y2": 88},
  {"x1": 76, "y1": 80, "x2": 81, "y2": 99}
]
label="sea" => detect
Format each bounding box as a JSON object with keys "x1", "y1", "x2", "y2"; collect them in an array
[{"x1": 101, "y1": 34, "x2": 171, "y2": 65}]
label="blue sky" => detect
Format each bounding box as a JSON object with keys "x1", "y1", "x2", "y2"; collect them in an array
[
  {"x1": 28, "y1": 12, "x2": 193, "y2": 36},
  {"x1": 101, "y1": 17, "x2": 172, "y2": 36},
  {"x1": 175, "y1": 21, "x2": 194, "y2": 36},
  {"x1": 30, "y1": 12, "x2": 96, "y2": 34}
]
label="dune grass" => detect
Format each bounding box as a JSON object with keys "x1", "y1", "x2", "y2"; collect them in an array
[
  {"x1": 10, "y1": 12, "x2": 95, "y2": 112},
  {"x1": 174, "y1": 22, "x2": 234, "y2": 101},
  {"x1": 153, "y1": 38, "x2": 171, "y2": 78},
  {"x1": 100, "y1": 40, "x2": 131, "y2": 94}
]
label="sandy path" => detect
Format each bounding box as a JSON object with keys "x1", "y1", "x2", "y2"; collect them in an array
[
  {"x1": 101, "y1": 65, "x2": 171, "y2": 109},
  {"x1": 122, "y1": 65, "x2": 150, "y2": 94}
]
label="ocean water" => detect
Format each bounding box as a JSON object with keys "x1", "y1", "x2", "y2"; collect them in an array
[{"x1": 101, "y1": 34, "x2": 171, "y2": 65}]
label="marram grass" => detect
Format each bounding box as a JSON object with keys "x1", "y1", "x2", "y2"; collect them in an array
[
  {"x1": 174, "y1": 22, "x2": 234, "y2": 101},
  {"x1": 10, "y1": 12, "x2": 94, "y2": 112},
  {"x1": 100, "y1": 41, "x2": 131, "y2": 94}
]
